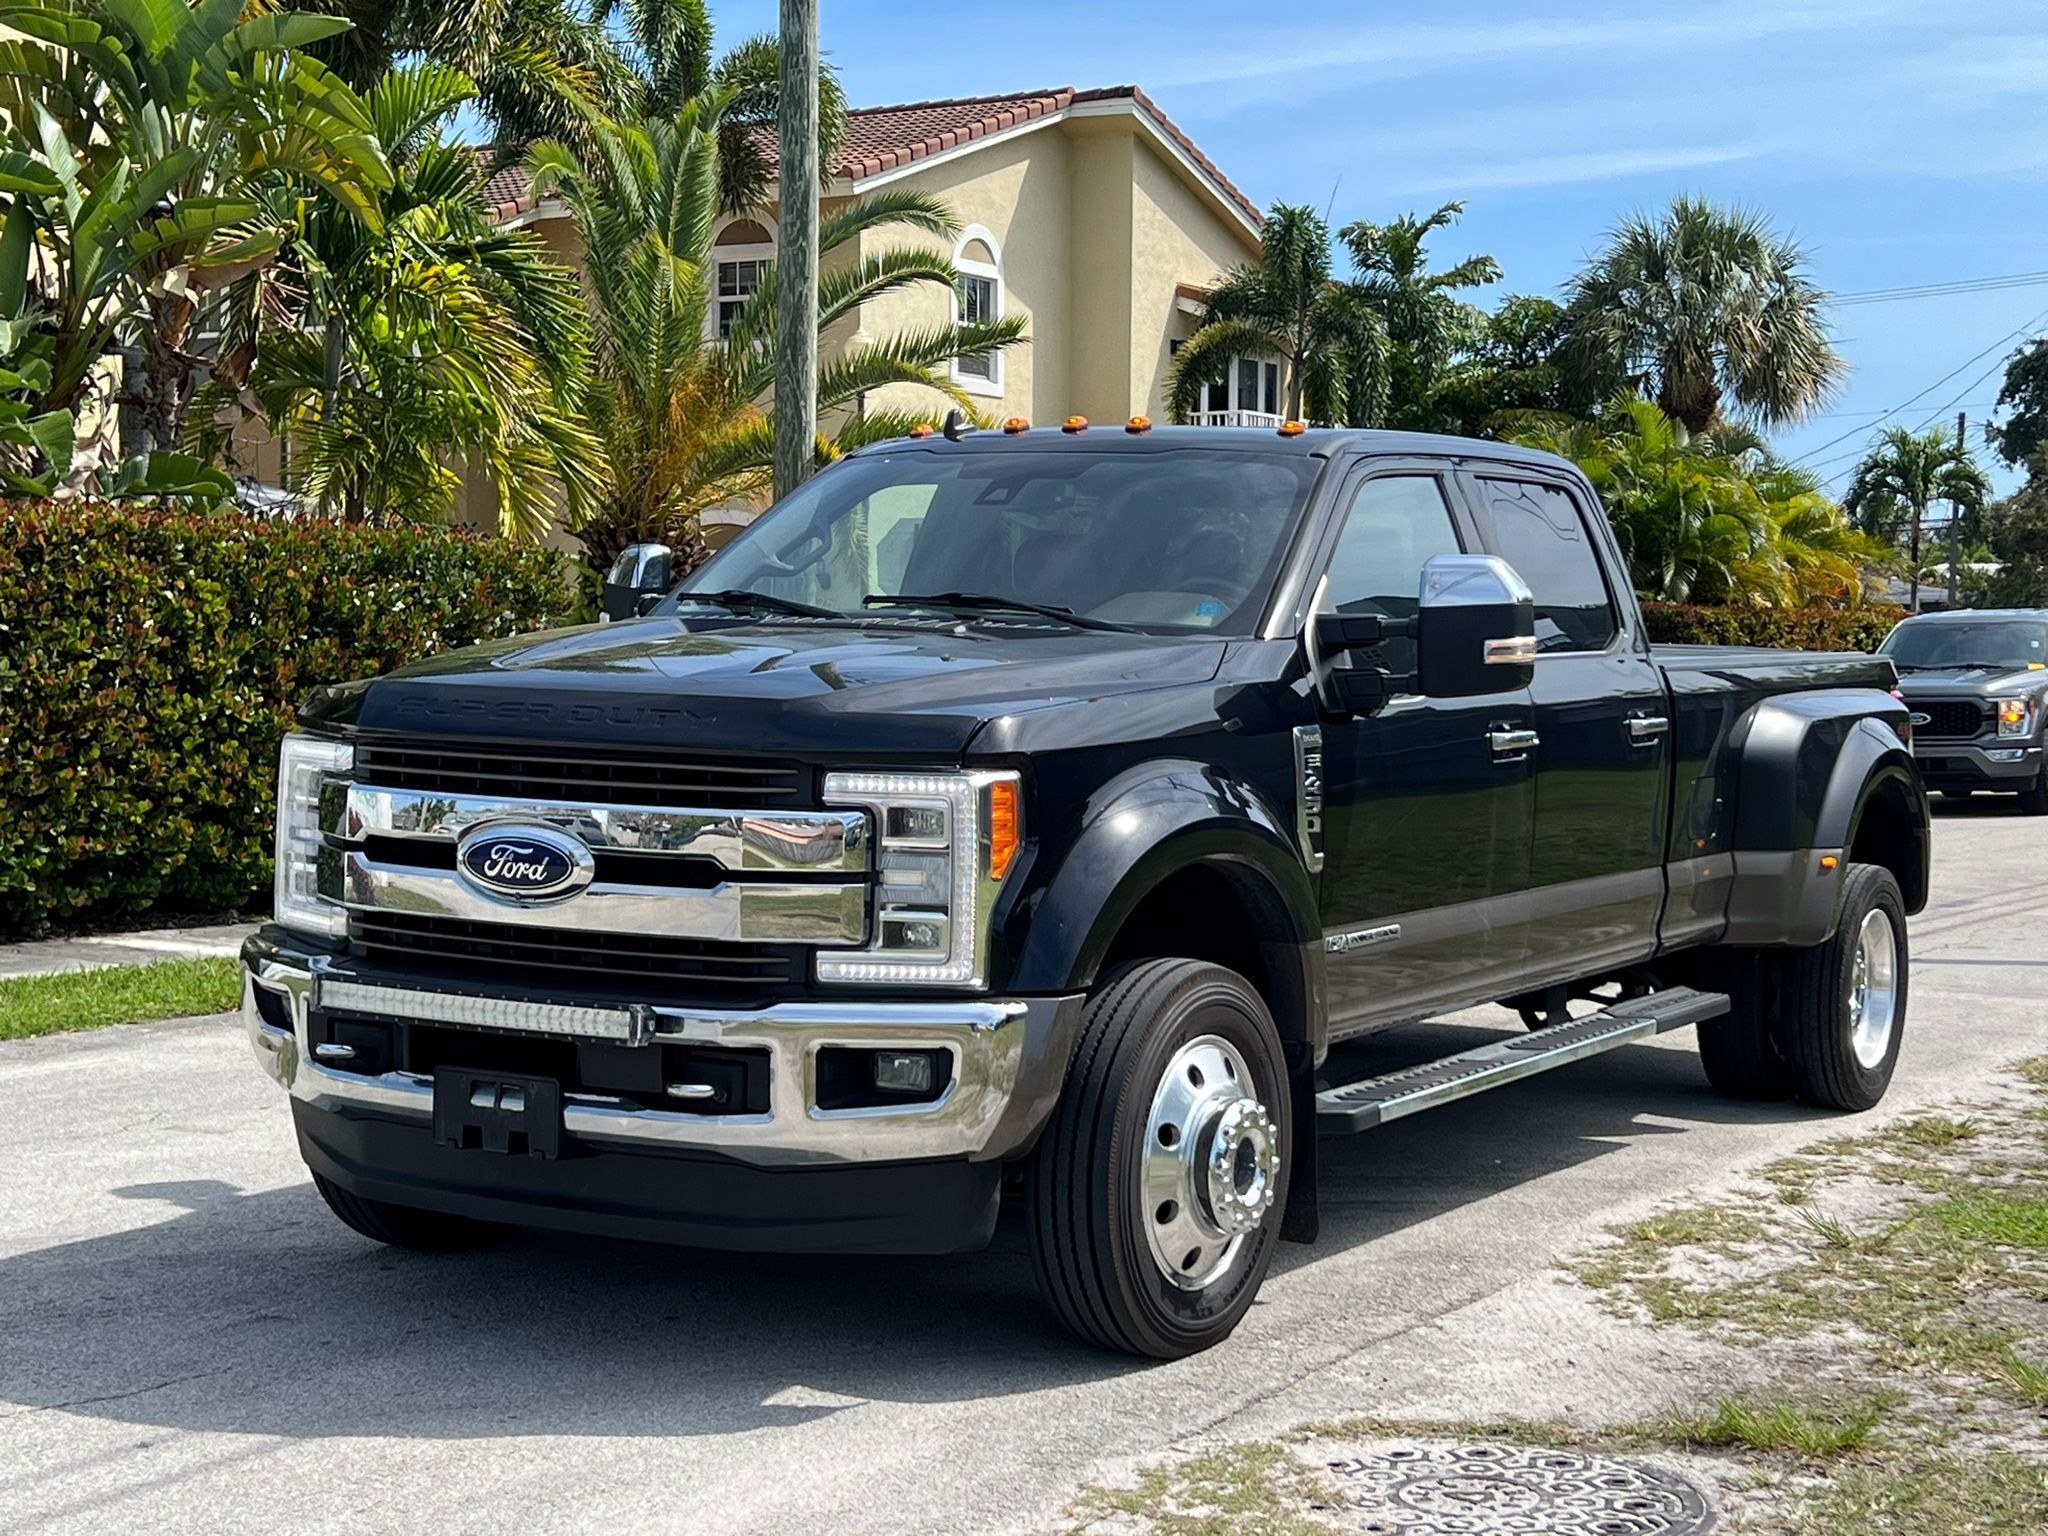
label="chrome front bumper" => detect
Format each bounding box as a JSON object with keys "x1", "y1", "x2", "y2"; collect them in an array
[{"x1": 242, "y1": 928, "x2": 1083, "y2": 1169}]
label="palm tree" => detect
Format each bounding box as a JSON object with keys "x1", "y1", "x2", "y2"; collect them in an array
[
  {"x1": 1566, "y1": 196, "x2": 1846, "y2": 434},
  {"x1": 1845, "y1": 425, "x2": 1993, "y2": 610},
  {"x1": 0, "y1": 0, "x2": 392, "y2": 462},
  {"x1": 526, "y1": 99, "x2": 1025, "y2": 570},
  {"x1": 199, "y1": 63, "x2": 601, "y2": 533},
  {"x1": 1336, "y1": 200, "x2": 1499, "y2": 430},
  {"x1": 1512, "y1": 399, "x2": 1881, "y2": 606},
  {"x1": 1166, "y1": 203, "x2": 1384, "y2": 426}
]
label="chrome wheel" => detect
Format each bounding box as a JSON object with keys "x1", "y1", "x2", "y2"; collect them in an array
[
  {"x1": 1848, "y1": 906, "x2": 1899, "y2": 1070},
  {"x1": 1141, "y1": 1034, "x2": 1279, "y2": 1291}
]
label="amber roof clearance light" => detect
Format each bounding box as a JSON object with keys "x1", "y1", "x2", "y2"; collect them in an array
[
  {"x1": 1002, "y1": 417, "x2": 1031, "y2": 435},
  {"x1": 1062, "y1": 415, "x2": 1088, "y2": 434},
  {"x1": 1277, "y1": 419, "x2": 1306, "y2": 437},
  {"x1": 907, "y1": 422, "x2": 935, "y2": 438},
  {"x1": 1126, "y1": 416, "x2": 1152, "y2": 434}
]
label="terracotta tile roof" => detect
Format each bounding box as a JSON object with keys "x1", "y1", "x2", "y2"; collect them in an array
[
  {"x1": 470, "y1": 85, "x2": 1262, "y2": 228},
  {"x1": 476, "y1": 151, "x2": 537, "y2": 220}
]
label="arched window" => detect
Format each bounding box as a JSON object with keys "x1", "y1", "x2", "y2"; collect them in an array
[
  {"x1": 951, "y1": 227, "x2": 1004, "y2": 395},
  {"x1": 710, "y1": 218, "x2": 774, "y2": 340}
]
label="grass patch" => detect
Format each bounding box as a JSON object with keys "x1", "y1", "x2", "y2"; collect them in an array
[
  {"x1": 1930, "y1": 1191, "x2": 2048, "y2": 1250},
  {"x1": 1890, "y1": 1113, "x2": 1982, "y2": 1149},
  {"x1": 1658, "y1": 1395, "x2": 1882, "y2": 1459},
  {"x1": 0, "y1": 956, "x2": 241, "y2": 1041},
  {"x1": 1795, "y1": 1446, "x2": 2048, "y2": 1535},
  {"x1": 1061, "y1": 1442, "x2": 1332, "y2": 1536}
]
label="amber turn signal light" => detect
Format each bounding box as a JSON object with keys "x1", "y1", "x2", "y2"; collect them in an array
[{"x1": 987, "y1": 780, "x2": 1021, "y2": 880}]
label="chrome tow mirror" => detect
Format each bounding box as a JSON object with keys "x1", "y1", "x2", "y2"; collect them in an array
[
  {"x1": 600, "y1": 542, "x2": 674, "y2": 623},
  {"x1": 1416, "y1": 554, "x2": 1537, "y2": 697}
]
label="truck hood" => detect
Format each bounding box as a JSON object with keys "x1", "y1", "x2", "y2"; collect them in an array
[
  {"x1": 1893, "y1": 666, "x2": 2048, "y2": 698},
  {"x1": 300, "y1": 615, "x2": 1229, "y2": 758}
]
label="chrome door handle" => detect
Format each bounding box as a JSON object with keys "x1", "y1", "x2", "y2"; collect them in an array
[
  {"x1": 1489, "y1": 727, "x2": 1540, "y2": 761},
  {"x1": 1627, "y1": 715, "x2": 1670, "y2": 745}
]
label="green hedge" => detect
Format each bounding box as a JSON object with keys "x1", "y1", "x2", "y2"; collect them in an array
[
  {"x1": 0, "y1": 502, "x2": 578, "y2": 938},
  {"x1": 1640, "y1": 602, "x2": 1898, "y2": 653}
]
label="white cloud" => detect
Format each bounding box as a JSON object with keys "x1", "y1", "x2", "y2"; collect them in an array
[{"x1": 1372, "y1": 142, "x2": 1764, "y2": 198}]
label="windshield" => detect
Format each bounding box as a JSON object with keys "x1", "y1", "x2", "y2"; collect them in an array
[
  {"x1": 1881, "y1": 620, "x2": 2048, "y2": 671},
  {"x1": 665, "y1": 447, "x2": 1325, "y2": 634}
]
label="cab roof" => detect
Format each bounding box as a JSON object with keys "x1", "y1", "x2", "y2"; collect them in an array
[{"x1": 844, "y1": 423, "x2": 1578, "y2": 472}]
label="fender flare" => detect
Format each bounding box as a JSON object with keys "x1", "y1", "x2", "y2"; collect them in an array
[
  {"x1": 1001, "y1": 758, "x2": 1326, "y2": 1052},
  {"x1": 1725, "y1": 695, "x2": 1926, "y2": 945}
]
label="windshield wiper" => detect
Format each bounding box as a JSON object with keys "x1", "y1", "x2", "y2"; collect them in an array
[
  {"x1": 673, "y1": 588, "x2": 844, "y2": 619},
  {"x1": 863, "y1": 591, "x2": 1137, "y2": 632}
]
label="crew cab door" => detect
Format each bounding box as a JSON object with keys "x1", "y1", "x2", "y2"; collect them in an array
[
  {"x1": 1309, "y1": 461, "x2": 1538, "y2": 1034},
  {"x1": 1460, "y1": 467, "x2": 1670, "y2": 980}
]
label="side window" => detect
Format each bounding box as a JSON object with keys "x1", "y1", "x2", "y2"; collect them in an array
[
  {"x1": 1323, "y1": 474, "x2": 1463, "y2": 674},
  {"x1": 1478, "y1": 478, "x2": 1618, "y2": 652}
]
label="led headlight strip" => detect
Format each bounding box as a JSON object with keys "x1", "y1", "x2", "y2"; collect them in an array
[
  {"x1": 818, "y1": 770, "x2": 1021, "y2": 987},
  {"x1": 275, "y1": 733, "x2": 353, "y2": 940}
]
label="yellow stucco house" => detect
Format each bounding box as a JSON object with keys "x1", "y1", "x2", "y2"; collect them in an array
[{"x1": 474, "y1": 83, "x2": 1279, "y2": 540}]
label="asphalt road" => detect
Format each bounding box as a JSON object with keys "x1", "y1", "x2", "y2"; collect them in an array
[{"x1": 5, "y1": 801, "x2": 2046, "y2": 1536}]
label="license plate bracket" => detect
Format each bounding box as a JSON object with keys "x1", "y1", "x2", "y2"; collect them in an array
[{"x1": 432, "y1": 1068, "x2": 562, "y2": 1159}]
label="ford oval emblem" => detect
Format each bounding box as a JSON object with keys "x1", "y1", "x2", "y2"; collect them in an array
[
  {"x1": 454, "y1": 823, "x2": 594, "y2": 904},
  {"x1": 1909, "y1": 712, "x2": 1931, "y2": 726}
]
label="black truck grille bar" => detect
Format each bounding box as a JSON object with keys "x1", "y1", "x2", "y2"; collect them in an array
[{"x1": 352, "y1": 740, "x2": 810, "y2": 809}]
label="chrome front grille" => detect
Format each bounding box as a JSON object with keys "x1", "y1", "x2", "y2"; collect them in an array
[
  {"x1": 320, "y1": 746, "x2": 876, "y2": 975},
  {"x1": 352, "y1": 740, "x2": 808, "y2": 808}
]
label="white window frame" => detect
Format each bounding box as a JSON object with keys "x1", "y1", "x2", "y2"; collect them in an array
[
  {"x1": 707, "y1": 218, "x2": 775, "y2": 344},
  {"x1": 950, "y1": 225, "x2": 1005, "y2": 398}
]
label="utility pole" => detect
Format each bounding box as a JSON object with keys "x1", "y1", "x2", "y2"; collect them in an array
[
  {"x1": 1947, "y1": 410, "x2": 1966, "y2": 608},
  {"x1": 772, "y1": 0, "x2": 820, "y2": 502}
]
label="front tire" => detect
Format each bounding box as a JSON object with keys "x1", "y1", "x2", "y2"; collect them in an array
[
  {"x1": 313, "y1": 1172, "x2": 515, "y2": 1251},
  {"x1": 2016, "y1": 769, "x2": 2048, "y2": 816},
  {"x1": 1028, "y1": 959, "x2": 1291, "y2": 1359}
]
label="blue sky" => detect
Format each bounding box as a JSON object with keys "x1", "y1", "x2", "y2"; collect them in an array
[{"x1": 714, "y1": 0, "x2": 2048, "y2": 493}]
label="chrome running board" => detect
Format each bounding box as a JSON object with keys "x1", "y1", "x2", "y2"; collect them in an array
[{"x1": 1316, "y1": 986, "x2": 1729, "y2": 1134}]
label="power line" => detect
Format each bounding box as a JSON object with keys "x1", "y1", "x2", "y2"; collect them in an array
[
  {"x1": 1792, "y1": 302, "x2": 2048, "y2": 468},
  {"x1": 1830, "y1": 270, "x2": 2048, "y2": 308}
]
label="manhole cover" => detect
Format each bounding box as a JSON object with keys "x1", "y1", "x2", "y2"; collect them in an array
[{"x1": 1325, "y1": 1442, "x2": 1712, "y2": 1535}]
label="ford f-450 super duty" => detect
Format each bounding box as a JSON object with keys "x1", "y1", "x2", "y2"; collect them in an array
[{"x1": 243, "y1": 424, "x2": 1929, "y2": 1357}]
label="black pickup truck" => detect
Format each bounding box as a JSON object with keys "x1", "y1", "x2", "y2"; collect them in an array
[{"x1": 243, "y1": 425, "x2": 1929, "y2": 1358}]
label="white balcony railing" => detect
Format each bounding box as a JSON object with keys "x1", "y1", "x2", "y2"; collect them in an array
[{"x1": 1190, "y1": 409, "x2": 1286, "y2": 428}]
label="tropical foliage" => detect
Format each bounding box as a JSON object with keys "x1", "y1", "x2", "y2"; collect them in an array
[
  {"x1": 1844, "y1": 427, "x2": 1993, "y2": 590},
  {"x1": 1166, "y1": 203, "x2": 1384, "y2": 426},
  {"x1": 1989, "y1": 339, "x2": 2048, "y2": 469},
  {"x1": 1335, "y1": 201, "x2": 1500, "y2": 430},
  {"x1": 1564, "y1": 196, "x2": 1846, "y2": 434},
  {"x1": 0, "y1": 0, "x2": 390, "y2": 483},
  {"x1": 526, "y1": 96, "x2": 1024, "y2": 568},
  {"x1": 194, "y1": 61, "x2": 599, "y2": 534},
  {"x1": 1510, "y1": 399, "x2": 1882, "y2": 606}
]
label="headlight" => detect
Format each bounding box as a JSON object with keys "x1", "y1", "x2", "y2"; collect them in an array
[
  {"x1": 818, "y1": 770, "x2": 1022, "y2": 987},
  {"x1": 1997, "y1": 698, "x2": 2034, "y2": 738},
  {"x1": 274, "y1": 733, "x2": 352, "y2": 939}
]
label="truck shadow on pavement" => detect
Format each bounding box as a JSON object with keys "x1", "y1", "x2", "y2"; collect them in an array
[{"x1": 0, "y1": 1020, "x2": 1837, "y2": 1442}]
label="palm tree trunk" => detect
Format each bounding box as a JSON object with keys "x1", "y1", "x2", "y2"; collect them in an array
[
  {"x1": 772, "y1": 0, "x2": 820, "y2": 501},
  {"x1": 1908, "y1": 498, "x2": 1924, "y2": 612}
]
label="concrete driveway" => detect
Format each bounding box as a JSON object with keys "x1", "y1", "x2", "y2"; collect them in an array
[{"x1": 4, "y1": 802, "x2": 2044, "y2": 1535}]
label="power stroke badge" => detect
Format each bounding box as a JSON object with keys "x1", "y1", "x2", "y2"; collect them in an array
[{"x1": 454, "y1": 823, "x2": 595, "y2": 904}]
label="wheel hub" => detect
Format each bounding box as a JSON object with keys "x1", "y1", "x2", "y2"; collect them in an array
[
  {"x1": 1849, "y1": 905, "x2": 1898, "y2": 1070},
  {"x1": 1142, "y1": 1035, "x2": 1279, "y2": 1291}
]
